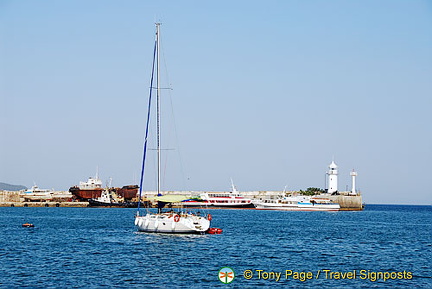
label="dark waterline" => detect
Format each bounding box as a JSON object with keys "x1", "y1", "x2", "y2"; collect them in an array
[{"x1": 0, "y1": 205, "x2": 430, "y2": 288}]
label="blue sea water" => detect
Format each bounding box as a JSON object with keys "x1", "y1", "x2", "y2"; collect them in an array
[{"x1": 0, "y1": 205, "x2": 430, "y2": 288}]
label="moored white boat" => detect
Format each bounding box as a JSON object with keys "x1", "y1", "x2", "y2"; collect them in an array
[
  {"x1": 182, "y1": 181, "x2": 254, "y2": 208},
  {"x1": 254, "y1": 195, "x2": 340, "y2": 211},
  {"x1": 21, "y1": 185, "x2": 54, "y2": 201},
  {"x1": 297, "y1": 197, "x2": 340, "y2": 211},
  {"x1": 253, "y1": 195, "x2": 299, "y2": 210}
]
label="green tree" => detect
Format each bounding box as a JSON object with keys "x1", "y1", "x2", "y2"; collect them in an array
[{"x1": 299, "y1": 187, "x2": 325, "y2": 196}]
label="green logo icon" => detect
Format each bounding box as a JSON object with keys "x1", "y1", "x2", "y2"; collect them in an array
[{"x1": 218, "y1": 267, "x2": 235, "y2": 284}]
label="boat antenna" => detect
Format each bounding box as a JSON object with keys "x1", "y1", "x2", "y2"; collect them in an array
[
  {"x1": 137, "y1": 24, "x2": 158, "y2": 215},
  {"x1": 230, "y1": 178, "x2": 237, "y2": 193}
]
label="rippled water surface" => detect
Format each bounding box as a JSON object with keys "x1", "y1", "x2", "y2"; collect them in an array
[{"x1": 0, "y1": 205, "x2": 430, "y2": 288}]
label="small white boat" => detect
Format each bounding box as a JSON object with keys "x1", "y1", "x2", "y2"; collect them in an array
[
  {"x1": 253, "y1": 195, "x2": 300, "y2": 210},
  {"x1": 254, "y1": 195, "x2": 340, "y2": 211},
  {"x1": 21, "y1": 185, "x2": 54, "y2": 201},
  {"x1": 297, "y1": 197, "x2": 340, "y2": 211}
]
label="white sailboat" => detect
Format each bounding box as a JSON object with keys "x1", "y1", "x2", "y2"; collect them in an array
[{"x1": 134, "y1": 23, "x2": 211, "y2": 234}]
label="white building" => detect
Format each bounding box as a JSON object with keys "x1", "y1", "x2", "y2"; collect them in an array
[{"x1": 327, "y1": 161, "x2": 338, "y2": 194}]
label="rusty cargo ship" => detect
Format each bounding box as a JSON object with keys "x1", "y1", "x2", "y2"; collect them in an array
[{"x1": 69, "y1": 176, "x2": 138, "y2": 201}]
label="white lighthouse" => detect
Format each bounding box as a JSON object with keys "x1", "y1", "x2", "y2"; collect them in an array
[
  {"x1": 327, "y1": 161, "x2": 338, "y2": 194},
  {"x1": 350, "y1": 170, "x2": 358, "y2": 195}
]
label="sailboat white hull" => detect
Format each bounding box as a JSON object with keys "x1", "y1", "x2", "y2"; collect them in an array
[{"x1": 135, "y1": 213, "x2": 210, "y2": 234}]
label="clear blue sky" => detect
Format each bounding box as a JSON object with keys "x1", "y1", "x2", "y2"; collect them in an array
[{"x1": 1, "y1": 1, "x2": 431, "y2": 204}]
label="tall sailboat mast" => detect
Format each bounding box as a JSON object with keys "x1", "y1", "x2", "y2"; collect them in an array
[{"x1": 156, "y1": 23, "x2": 161, "y2": 197}]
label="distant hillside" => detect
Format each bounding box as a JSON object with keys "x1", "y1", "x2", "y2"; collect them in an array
[{"x1": 0, "y1": 182, "x2": 27, "y2": 191}]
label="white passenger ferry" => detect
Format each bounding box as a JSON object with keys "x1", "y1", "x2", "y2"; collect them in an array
[{"x1": 182, "y1": 181, "x2": 254, "y2": 208}]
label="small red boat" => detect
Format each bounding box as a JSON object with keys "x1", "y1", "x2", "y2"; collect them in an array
[{"x1": 22, "y1": 223, "x2": 34, "y2": 228}]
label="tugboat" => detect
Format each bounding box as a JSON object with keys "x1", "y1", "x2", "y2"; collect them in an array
[{"x1": 88, "y1": 187, "x2": 145, "y2": 208}]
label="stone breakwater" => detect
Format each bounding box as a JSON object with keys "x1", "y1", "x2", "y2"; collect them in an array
[
  {"x1": 0, "y1": 190, "x2": 363, "y2": 210},
  {"x1": 0, "y1": 201, "x2": 89, "y2": 207},
  {"x1": 244, "y1": 191, "x2": 363, "y2": 210},
  {"x1": 327, "y1": 195, "x2": 363, "y2": 210}
]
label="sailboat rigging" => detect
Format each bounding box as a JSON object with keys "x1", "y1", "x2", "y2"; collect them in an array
[{"x1": 134, "y1": 23, "x2": 212, "y2": 234}]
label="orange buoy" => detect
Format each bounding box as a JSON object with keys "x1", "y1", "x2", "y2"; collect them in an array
[
  {"x1": 22, "y1": 223, "x2": 34, "y2": 228},
  {"x1": 207, "y1": 214, "x2": 212, "y2": 221}
]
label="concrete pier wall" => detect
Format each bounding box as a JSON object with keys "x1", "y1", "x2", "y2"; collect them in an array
[
  {"x1": 0, "y1": 191, "x2": 20, "y2": 202},
  {"x1": 0, "y1": 201, "x2": 89, "y2": 207},
  {"x1": 141, "y1": 190, "x2": 364, "y2": 210},
  {"x1": 327, "y1": 195, "x2": 363, "y2": 210}
]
